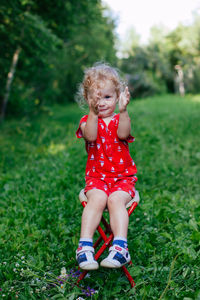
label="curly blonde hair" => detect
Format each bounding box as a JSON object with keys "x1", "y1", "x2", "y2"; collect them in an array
[{"x1": 76, "y1": 62, "x2": 126, "y2": 107}]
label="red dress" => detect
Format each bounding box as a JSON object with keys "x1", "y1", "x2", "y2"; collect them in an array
[{"x1": 76, "y1": 113, "x2": 137, "y2": 197}]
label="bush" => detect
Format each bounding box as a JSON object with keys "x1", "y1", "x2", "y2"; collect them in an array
[{"x1": 127, "y1": 71, "x2": 167, "y2": 98}]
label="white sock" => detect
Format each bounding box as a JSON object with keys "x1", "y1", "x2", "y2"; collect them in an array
[
  {"x1": 113, "y1": 237, "x2": 128, "y2": 249},
  {"x1": 78, "y1": 238, "x2": 93, "y2": 247}
]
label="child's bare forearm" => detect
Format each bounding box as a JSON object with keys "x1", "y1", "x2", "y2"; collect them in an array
[
  {"x1": 117, "y1": 110, "x2": 131, "y2": 140},
  {"x1": 82, "y1": 111, "x2": 98, "y2": 142}
]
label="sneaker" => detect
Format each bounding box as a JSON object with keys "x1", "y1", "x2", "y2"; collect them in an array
[
  {"x1": 100, "y1": 245, "x2": 131, "y2": 268},
  {"x1": 76, "y1": 246, "x2": 99, "y2": 270}
]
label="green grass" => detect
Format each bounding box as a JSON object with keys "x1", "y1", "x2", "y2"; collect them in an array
[{"x1": 0, "y1": 94, "x2": 200, "y2": 299}]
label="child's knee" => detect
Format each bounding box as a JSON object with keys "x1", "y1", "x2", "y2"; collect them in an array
[
  {"x1": 108, "y1": 191, "x2": 130, "y2": 208},
  {"x1": 107, "y1": 194, "x2": 119, "y2": 208},
  {"x1": 87, "y1": 191, "x2": 107, "y2": 210}
]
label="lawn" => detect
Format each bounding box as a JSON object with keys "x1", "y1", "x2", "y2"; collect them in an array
[{"x1": 0, "y1": 94, "x2": 200, "y2": 299}]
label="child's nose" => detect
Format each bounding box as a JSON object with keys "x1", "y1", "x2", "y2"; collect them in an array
[{"x1": 98, "y1": 98, "x2": 106, "y2": 106}]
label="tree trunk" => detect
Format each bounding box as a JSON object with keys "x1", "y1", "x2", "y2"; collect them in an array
[
  {"x1": 0, "y1": 46, "x2": 21, "y2": 121},
  {"x1": 174, "y1": 64, "x2": 185, "y2": 97}
]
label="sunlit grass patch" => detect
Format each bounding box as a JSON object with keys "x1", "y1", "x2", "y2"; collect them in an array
[
  {"x1": 187, "y1": 94, "x2": 200, "y2": 102},
  {"x1": 47, "y1": 143, "x2": 66, "y2": 155}
]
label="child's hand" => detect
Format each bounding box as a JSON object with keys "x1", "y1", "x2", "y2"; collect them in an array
[
  {"x1": 118, "y1": 87, "x2": 130, "y2": 113},
  {"x1": 89, "y1": 99, "x2": 99, "y2": 115},
  {"x1": 88, "y1": 91, "x2": 100, "y2": 115}
]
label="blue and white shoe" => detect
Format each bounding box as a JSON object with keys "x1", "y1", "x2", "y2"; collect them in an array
[
  {"x1": 100, "y1": 245, "x2": 131, "y2": 268},
  {"x1": 76, "y1": 246, "x2": 99, "y2": 270}
]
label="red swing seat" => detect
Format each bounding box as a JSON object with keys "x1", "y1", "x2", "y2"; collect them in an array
[{"x1": 77, "y1": 189, "x2": 140, "y2": 288}]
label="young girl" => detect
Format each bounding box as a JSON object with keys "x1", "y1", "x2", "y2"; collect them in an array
[{"x1": 76, "y1": 63, "x2": 137, "y2": 270}]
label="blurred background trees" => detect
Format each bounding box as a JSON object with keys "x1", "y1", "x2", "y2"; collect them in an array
[
  {"x1": 119, "y1": 15, "x2": 200, "y2": 98},
  {"x1": 1, "y1": 1, "x2": 200, "y2": 119},
  {"x1": 0, "y1": 0, "x2": 116, "y2": 118}
]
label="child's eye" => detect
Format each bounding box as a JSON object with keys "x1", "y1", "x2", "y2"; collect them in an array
[{"x1": 105, "y1": 95, "x2": 111, "y2": 99}]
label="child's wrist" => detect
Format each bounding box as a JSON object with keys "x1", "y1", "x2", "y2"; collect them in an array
[
  {"x1": 119, "y1": 108, "x2": 127, "y2": 113},
  {"x1": 89, "y1": 109, "x2": 98, "y2": 117}
]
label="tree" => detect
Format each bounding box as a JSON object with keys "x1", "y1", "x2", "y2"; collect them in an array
[
  {"x1": 119, "y1": 15, "x2": 200, "y2": 97},
  {"x1": 0, "y1": 0, "x2": 117, "y2": 119},
  {"x1": 0, "y1": 0, "x2": 62, "y2": 119}
]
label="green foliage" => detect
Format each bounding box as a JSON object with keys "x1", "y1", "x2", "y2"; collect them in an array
[
  {"x1": 120, "y1": 15, "x2": 200, "y2": 98},
  {"x1": 120, "y1": 46, "x2": 168, "y2": 98},
  {"x1": 0, "y1": 0, "x2": 117, "y2": 117},
  {"x1": 0, "y1": 95, "x2": 200, "y2": 299}
]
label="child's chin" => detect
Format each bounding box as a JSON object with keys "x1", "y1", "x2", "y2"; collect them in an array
[
  {"x1": 98, "y1": 112, "x2": 106, "y2": 118},
  {"x1": 99, "y1": 110, "x2": 110, "y2": 117}
]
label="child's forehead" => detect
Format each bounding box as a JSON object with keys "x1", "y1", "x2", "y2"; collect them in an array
[{"x1": 91, "y1": 80, "x2": 116, "y2": 92}]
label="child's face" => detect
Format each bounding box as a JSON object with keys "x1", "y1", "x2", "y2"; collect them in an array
[{"x1": 88, "y1": 81, "x2": 118, "y2": 118}]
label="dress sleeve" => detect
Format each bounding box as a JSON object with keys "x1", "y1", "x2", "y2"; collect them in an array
[
  {"x1": 126, "y1": 134, "x2": 135, "y2": 143},
  {"x1": 76, "y1": 115, "x2": 88, "y2": 138}
]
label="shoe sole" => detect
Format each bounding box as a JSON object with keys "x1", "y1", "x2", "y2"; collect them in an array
[
  {"x1": 80, "y1": 263, "x2": 99, "y2": 270},
  {"x1": 100, "y1": 259, "x2": 130, "y2": 269}
]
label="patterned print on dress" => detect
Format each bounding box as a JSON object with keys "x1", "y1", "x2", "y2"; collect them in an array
[
  {"x1": 99, "y1": 153, "x2": 104, "y2": 166},
  {"x1": 76, "y1": 113, "x2": 137, "y2": 179},
  {"x1": 111, "y1": 167, "x2": 115, "y2": 173},
  {"x1": 99, "y1": 160, "x2": 104, "y2": 167},
  {"x1": 101, "y1": 137, "x2": 105, "y2": 143},
  {"x1": 114, "y1": 138, "x2": 118, "y2": 143},
  {"x1": 89, "y1": 142, "x2": 95, "y2": 148},
  {"x1": 119, "y1": 158, "x2": 124, "y2": 165},
  {"x1": 117, "y1": 146, "x2": 122, "y2": 152}
]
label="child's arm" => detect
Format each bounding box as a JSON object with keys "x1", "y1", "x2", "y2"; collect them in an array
[
  {"x1": 117, "y1": 87, "x2": 131, "y2": 140},
  {"x1": 81, "y1": 96, "x2": 99, "y2": 142}
]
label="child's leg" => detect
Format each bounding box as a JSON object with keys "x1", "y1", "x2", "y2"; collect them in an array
[
  {"x1": 107, "y1": 191, "x2": 131, "y2": 238},
  {"x1": 76, "y1": 189, "x2": 107, "y2": 270},
  {"x1": 100, "y1": 191, "x2": 131, "y2": 268},
  {"x1": 80, "y1": 189, "x2": 107, "y2": 238}
]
